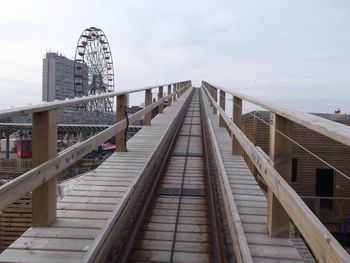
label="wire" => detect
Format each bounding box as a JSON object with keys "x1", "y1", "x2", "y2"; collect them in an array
[{"x1": 206, "y1": 85, "x2": 350, "y2": 182}]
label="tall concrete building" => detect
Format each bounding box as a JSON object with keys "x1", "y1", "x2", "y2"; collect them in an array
[{"x1": 42, "y1": 52, "x2": 75, "y2": 101}]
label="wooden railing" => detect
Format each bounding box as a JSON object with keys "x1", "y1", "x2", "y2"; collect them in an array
[
  {"x1": 202, "y1": 81, "x2": 350, "y2": 263},
  {"x1": 0, "y1": 80, "x2": 191, "y2": 227}
]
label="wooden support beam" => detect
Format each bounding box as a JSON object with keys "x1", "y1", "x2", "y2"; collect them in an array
[
  {"x1": 219, "y1": 90, "x2": 225, "y2": 127},
  {"x1": 268, "y1": 113, "x2": 292, "y2": 237},
  {"x1": 144, "y1": 89, "x2": 152, "y2": 125},
  {"x1": 158, "y1": 86, "x2": 164, "y2": 113},
  {"x1": 5, "y1": 131, "x2": 10, "y2": 159},
  {"x1": 212, "y1": 87, "x2": 217, "y2": 115},
  {"x1": 32, "y1": 110, "x2": 57, "y2": 227},
  {"x1": 116, "y1": 95, "x2": 126, "y2": 152},
  {"x1": 167, "y1": 85, "x2": 172, "y2": 106},
  {"x1": 232, "y1": 96, "x2": 242, "y2": 155},
  {"x1": 173, "y1": 84, "x2": 177, "y2": 101}
]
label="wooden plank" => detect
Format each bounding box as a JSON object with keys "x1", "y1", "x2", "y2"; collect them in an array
[
  {"x1": 173, "y1": 251, "x2": 213, "y2": 263},
  {"x1": 268, "y1": 113, "x2": 292, "y2": 237},
  {"x1": 232, "y1": 96, "x2": 243, "y2": 155},
  {"x1": 144, "y1": 89, "x2": 152, "y2": 125},
  {"x1": 56, "y1": 210, "x2": 110, "y2": 220},
  {"x1": 57, "y1": 202, "x2": 115, "y2": 211},
  {"x1": 0, "y1": 249, "x2": 84, "y2": 263},
  {"x1": 22, "y1": 227, "x2": 99, "y2": 239},
  {"x1": 9, "y1": 237, "x2": 91, "y2": 252},
  {"x1": 219, "y1": 90, "x2": 225, "y2": 127},
  {"x1": 203, "y1": 81, "x2": 350, "y2": 148},
  {"x1": 32, "y1": 110, "x2": 57, "y2": 227},
  {"x1": 51, "y1": 218, "x2": 105, "y2": 229},
  {"x1": 158, "y1": 86, "x2": 164, "y2": 113},
  {"x1": 0, "y1": 81, "x2": 190, "y2": 119},
  {"x1": 116, "y1": 94, "x2": 126, "y2": 152},
  {"x1": 130, "y1": 250, "x2": 170, "y2": 262},
  {"x1": 249, "y1": 244, "x2": 302, "y2": 259}
]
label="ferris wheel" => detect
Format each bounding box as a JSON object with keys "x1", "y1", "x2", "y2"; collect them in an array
[{"x1": 73, "y1": 27, "x2": 115, "y2": 112}]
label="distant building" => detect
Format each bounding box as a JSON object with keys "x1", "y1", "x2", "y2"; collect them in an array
[
  {"x1": 242, "y1": 111, "x2": 350, "y2": 234},
  {"x1": 42, "y1": 52, "x2": 75, "y2": 101}
]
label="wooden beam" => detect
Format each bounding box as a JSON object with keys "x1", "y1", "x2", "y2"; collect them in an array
[
  {"x1": 232, "y1": 96, "x2": 242, "y2": 155},
  {"x1": 158, "y1": 86, "x2": 164, "y2": 113},
  {"x1": 144, "y1": 89, "x2": 152, "y2": 125},
  {"x1": 219, "y1": 90, "x2": 225, "y2": 127},
  {"x1": 173, "y1": 84, "x2": 177, "y2": 101},
  {"x1": 212, "y1": 87, "x2": 217, "y2": 115},
  {"x1": 32, "y1": 110, "x2": 57, "y2": 227},
  {"x1": 268, "y1": 113, "x2": 292, "y2": 237},
  {"x1": 0, "y1": 81, "x2": 190, "y2": 120},
  {"x1": 167, "y1": 85, "x2": 172, "y2": 106},
  {"x1": 116, "y1": 95, "x2": 126, "y2": 152},
  {"x1": 202, "y1": 81, "x2": 350, "y2": 148}
]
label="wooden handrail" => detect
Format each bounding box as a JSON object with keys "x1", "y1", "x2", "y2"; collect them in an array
[
  {"x1": 0, "y1": 80, "x2": 191, "y2": 119},
  {"x1": 203, "y1": 81, "x2": 350, "y2": 148},
  {"x1": 202, "y1": 83, "x2": 350, "y2": 263},
  {"x1": 0, "y1": 85, "x2": 190, "y2": 212}
]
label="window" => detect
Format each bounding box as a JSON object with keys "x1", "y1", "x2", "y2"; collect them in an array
[
  {"x1": 316, "y1": 168, "x2": 334, "y2": 211},
  {"x1": 291, "y1": 158, "x2": 298, "y2": 182}
]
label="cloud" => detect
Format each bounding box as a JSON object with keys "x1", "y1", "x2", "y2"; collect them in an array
[{"x1": 0, "y1": 0, "x2": 349, "y2": 113}]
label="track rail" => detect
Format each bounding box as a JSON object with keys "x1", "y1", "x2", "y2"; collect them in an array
[{"x1": 111, "y1": 88, "x2": 235, "y2": 262}]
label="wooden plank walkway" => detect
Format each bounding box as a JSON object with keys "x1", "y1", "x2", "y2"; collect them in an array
[
  {"x1": 0, "y1": 88, "x2": 193, "y2": 262},
  {"x1": 204, "y1": 91, "x2": 315, "y2": 262},
  {"x1": 129, "y1": 89, "x2": 219, "y2": 262}
]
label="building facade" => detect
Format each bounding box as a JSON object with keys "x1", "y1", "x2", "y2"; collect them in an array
[{"x1": 42, "y1": 52, "x2": 75, "y2": 101}]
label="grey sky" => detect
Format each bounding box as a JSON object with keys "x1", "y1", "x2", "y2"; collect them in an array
[{"x1": 0, "y1": 0, "x2": 349, "y2": 113}]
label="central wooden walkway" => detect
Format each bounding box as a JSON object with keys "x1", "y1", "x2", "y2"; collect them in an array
[{"x1": 0, "y1": 87, "x2": 315, "y2": 262}]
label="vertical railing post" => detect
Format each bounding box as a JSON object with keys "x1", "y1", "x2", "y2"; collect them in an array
[
  {"x1": 32, "y1": 109, "x2": 57, "y2": 227},
  {"x1": 219, "y1": 90, "x2": 225, "y2": 127},
  {"x1": 167, "y1": 85, "x2": 172, "y2": 106},
  {"x1": 144, "y1": 89, "x2": 152, "y2": 125},
  {"x1": 116, "y1": 94, "x2": 127, "y2": 152},
  {"x1": 176, "y1": 84, "x2": 179, "y2": 99},
  {"x1": 212, "y1": 87, "x2": 217, "y2": 115},
  {"x1": 268, "y1": 113, "x2": 292, "y2": 237},
  {"x1": 232, "y1": 96, "x2": 243, "y2": 155},
  {"x1": 158, "y1": 86, "x2": 164, "y2": 113},
  {"x1": 5, "y1": 131, "x2": 10, "y2": 159},
  {"x1": 315, "y1": 198, "x2": 320, "y2": 217},
  {"x1": 173, "y1": 84, "x2": 177, "y2": 101}
]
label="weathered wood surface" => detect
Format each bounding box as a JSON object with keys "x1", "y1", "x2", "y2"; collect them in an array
[
  {"x1": 0, "y1": 88, "x2": 193, "y2": 262},
  {"x1": 203, "y1": 89, "x2": 315, "y2": 262},
  {"x1": 203, "y1": 81, "x2": 350, "y2": 148}
]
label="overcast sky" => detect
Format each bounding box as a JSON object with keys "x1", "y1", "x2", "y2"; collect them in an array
[{"x1": 0, "y1": 0, "x2": 349, "y2": 113}]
